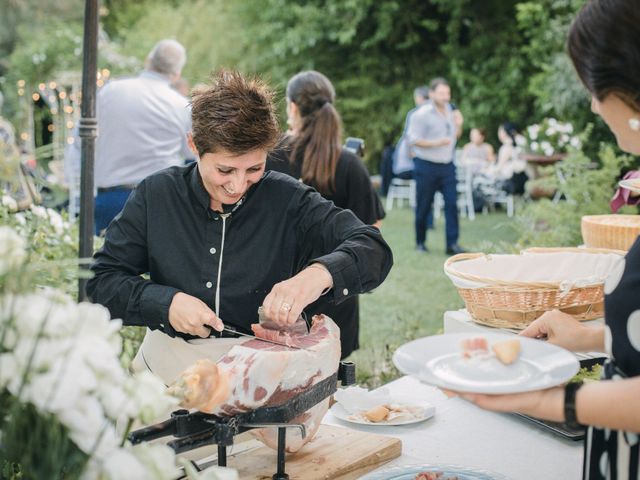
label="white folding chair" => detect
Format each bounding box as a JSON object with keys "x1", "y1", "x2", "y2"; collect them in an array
[
  {"x1": 454, "y1": 160, "x2": 475, "y2": 220},
  {"x1": 385, "y1": 178, "x2": 416, "y2": 210}
]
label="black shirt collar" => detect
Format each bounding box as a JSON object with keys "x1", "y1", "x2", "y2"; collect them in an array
[{"x1": 188, "y1": 162, "x2": 263, "y2": 215}]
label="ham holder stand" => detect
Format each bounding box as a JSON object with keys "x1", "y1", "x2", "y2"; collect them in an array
[{"x1": 129, "y1": 361, "x2": 356, "y2": 480}]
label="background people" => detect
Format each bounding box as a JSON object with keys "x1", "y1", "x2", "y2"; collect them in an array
[
  {"x1": 460, "y1": 127, "x2": 495, "y2": 174},
  {"x1": 267, "y1": 70, "x2": 382, "y2": 358},
  {"x1": 87, "y1": 70, "x2": 393, "y2": 384},
  {"x1": 93, "y1": 39, "x2": 192, "y2": 234},
  {"x1": 449, "y1": 2, "x2": 640, "y2": 478},
  {"x1": 407, "y1": 77, "x2": 465, "y2": 254},
  {"x1": 490, "y1": 122, "x2": 528, "y2": 195}
]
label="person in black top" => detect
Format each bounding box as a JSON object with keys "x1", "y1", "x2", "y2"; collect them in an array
[
  {"x1": 267, "y1": 70, "x2": 382, "y2": 358},
  {"x1": 86, "y1": 70, "x2": 393, "y2": 384},
  {"x1": 445, "y1": 2, "x2": 640, "y2": 478}
]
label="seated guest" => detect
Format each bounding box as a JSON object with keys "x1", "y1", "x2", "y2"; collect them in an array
[{"x1": 460, "y1": 127, "x2": 495, "y2": 174}]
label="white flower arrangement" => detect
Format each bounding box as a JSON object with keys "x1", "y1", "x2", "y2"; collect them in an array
[
  {"x1": 0, "y1": 226, "x2": 237, "y2": 479},
  {"x1": 523, "y1": 117, "x2": 581, "y2": 156}
]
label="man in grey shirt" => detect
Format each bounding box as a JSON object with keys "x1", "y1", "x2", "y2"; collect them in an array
[
  {"x1": 94, "y1": 39, "x2": 191, "y2": 234},
  {"x1": 407, "y1": 77, "x2": 465, "y2": 254}
]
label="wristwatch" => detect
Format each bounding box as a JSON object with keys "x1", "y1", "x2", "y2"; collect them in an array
[{"x1": 564, "y1": 381, "x2": 584, "y2": 428}]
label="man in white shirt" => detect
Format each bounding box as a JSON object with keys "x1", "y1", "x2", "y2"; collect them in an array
[
  {"x1": 407, "y1": 77, "x2": 465, "y2": 255},
  {"x1": 94, "y1": 39, "x2": 191, "y2": 234}
]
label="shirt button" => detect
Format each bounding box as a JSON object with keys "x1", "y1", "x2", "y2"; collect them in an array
[
  {"x1": 206, "y1": 281, "x2": 213, "y2": 288},
  {"x1": 210, "y1": 247, "x2": 216, "y2": 254},
  {"x1": 343, "y1": 288, "x2": 349, "y2": 296}
]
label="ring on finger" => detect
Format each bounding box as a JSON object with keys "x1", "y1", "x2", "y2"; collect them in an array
[{"x1": 281, "y1": 302, "x2": 292, "y2": 312}]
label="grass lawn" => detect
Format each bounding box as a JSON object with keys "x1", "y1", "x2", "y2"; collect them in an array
[{"x1": 351, "y1": 205, "x2": 520, "y2": 387}]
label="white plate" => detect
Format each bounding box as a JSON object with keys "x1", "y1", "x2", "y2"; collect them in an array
[
  {"x1": 330, "y1": 400, "x2": 435, "y2": 426},
  {"x1": 393, "y1": 333, "x2": 579, "y2": 394},
  {"x1": 360, "y1": 463, "x2": 510, "y2": 480},
  {"x1": 619, "y1": 178, "x2": 640, "y2": 194}
]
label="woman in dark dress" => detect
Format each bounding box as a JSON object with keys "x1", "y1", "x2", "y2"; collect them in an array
[
  {"x1": 267, "y1": 70, "x2": 382, "y2": 359},
  {"x1": 449, "y1": 1, "x2": 640, "y2": 478}
]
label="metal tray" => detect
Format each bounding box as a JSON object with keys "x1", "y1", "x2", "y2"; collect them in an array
[{"x1": 513, "y1": 356, "x2": 606, "y2": 441}]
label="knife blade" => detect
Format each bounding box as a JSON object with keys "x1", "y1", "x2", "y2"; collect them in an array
[{"x1": 221, "y1": 326, "x2": 302, "y2": 350}]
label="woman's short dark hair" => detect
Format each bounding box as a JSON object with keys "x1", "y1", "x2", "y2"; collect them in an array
[
  {"x1": 567, "y1": 0, "x2": 640, "y2": 111},
  {"x1": 286, "y1": 70, "x2": 342, "y2": 195},
  {"x1": 190, "y1": 70, "x2": 280, "y2": 157}
]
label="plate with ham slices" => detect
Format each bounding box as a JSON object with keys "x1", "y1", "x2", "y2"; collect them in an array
[
  {"x1": 330, "y1": 386, "x2": 435, "y2": 426},
  {"x1": 360, "y1": 463, "x2": 509, "y2": 479},
  {"x1": 393, "y1": 333, "x2": 579, "y2": 394}
]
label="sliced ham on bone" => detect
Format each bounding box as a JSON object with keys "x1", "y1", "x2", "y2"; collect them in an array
[{"x1": 168, "y1": 314, "x2": 341, "y2": 452}]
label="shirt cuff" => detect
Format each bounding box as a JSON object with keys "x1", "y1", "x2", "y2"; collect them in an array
[
  {"x1": 311, "y1": 251, "x2": 362, "y2": 304},
  {"x1": 139, "y1": 284, "x2": 181, "y2": 336}
]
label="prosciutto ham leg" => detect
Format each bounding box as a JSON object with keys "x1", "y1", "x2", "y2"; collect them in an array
[{"x1": 168, "y1": 314, "x2": 341, "y2": 452}]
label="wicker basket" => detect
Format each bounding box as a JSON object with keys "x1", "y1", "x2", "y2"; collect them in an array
[
  {"x1": 581, "y1": 214, "x2": 640, "y2": 251},
  {"x1": 444, "y1": 247, "x2": 625, "y2": 329}
]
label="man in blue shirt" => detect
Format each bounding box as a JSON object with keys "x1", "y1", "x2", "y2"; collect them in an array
[{"x1": 407, "y1": 77, "x2": 465, "y2": 254}]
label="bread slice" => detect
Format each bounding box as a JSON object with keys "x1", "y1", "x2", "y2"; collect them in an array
[
  {"x1": 364, "y1": 405, "x2": 390, "y2": 422},
  {"x1": 492, "y1": 339, "x2": 521, "y2": 365}
]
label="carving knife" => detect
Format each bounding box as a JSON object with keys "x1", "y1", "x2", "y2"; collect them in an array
[{"x1": 220, "y1": 325, "x2": 302, "y2": 350}]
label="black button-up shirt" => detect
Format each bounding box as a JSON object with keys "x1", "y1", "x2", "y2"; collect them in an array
[{"x1": 86, "y1": 162, "x2": 393, "y2": 339}]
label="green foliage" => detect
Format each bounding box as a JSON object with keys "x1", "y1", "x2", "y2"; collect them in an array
[
  {"x1": 516, "y1": 141, "x2": 636, "y2": 248},
  {"x1": 0, "y1": 399, "x2": 89, "y2": 480}
]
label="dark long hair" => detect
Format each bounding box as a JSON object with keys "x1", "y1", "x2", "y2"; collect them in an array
[
  {"x1": 286, "y1": 71, "x2": 342, "y2": 195},
  {"x1": 567, "y1": 0, "x2": 640, "y2": 111}
]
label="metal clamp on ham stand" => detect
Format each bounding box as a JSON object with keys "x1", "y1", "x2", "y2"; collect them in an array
[{"x1": 129, "y1": 361, "x2": 356, "y2": 480}]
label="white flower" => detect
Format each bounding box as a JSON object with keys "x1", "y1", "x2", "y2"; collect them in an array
[
  {"x1": 0, "y1": 226, "x2": 27, "y2": 274},
  {"x1": 548, "y1": 118, "x2": 558, "y2": 126},
  {"x1": 45, "y1": 207, "x2": 66, "y2": 235},
  {"x1": 14, "y1": 213, "x2": 26, "y2": 226},
  {"x1": 59, "y1": 396, "x2": 112, "y2": 454},
  {"x1": 531, "y1": 141, "x2": 539, "y2": 152},
  {"x1": 101, "y1": 446, "x2": 148, "y2": 479},
  {"x1": 540, "y1": 141, "x2": 552, "y2": 153},
  {"x1": 515, "y1": 134, "x2": 526, "y2": 146},
  {"x1": 560, "y1": 134, "x2": 570, "y2": 145},
  {"x1": 130, "y1": 443, "x2": 181, "y2": 480},
  {"x1": 545, "y1": 127, "x2": 557, "y2": 136},
  {"x1": 566, "y1": 123, "x2": 574, "y2": 134},
  {"x1": 127, "y1": 371, "x2": 179, "y2": 424},
  {"x1": 570, "y1": 137, "x2": 581, "y2": 148},
  {"x1": 2, "y1": 195, "x2": 18, "y2": 212},
  {"x1": 30, "y1": 205, "x2": 48, "y2": 219},
  {"x1": 527, "y1": 125, "x2": 539, "y2": 140}
]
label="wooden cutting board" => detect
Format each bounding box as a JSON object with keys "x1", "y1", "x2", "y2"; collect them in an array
[{"x1": 226, "y1": 424, "x2": 401, "y2": 479}]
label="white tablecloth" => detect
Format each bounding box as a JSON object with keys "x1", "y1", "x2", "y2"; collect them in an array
[{"x1": 323, "y1": 375, "x2": 584, "y2": 479}]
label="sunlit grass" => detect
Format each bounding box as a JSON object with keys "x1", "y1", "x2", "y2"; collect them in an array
[{"x1": 352, "y1": 205, "x2": 520, "y2": 387}]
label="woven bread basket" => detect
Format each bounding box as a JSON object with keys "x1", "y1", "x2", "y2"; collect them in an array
[
  {"x1": 581, "y1": 214, "x2": 640, "y2": 251},
  {"x1": 444, "y1": 247, "x2": 625, "y2": 329}
]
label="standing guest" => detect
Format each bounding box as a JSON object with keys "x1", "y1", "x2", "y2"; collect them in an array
[
  {"x1": 407, "y1": 77, "x2": 465, "y2": 254},
  {"x1": 94, "y1": 39, "x2": 192, "y2": 234},
  {"x1": 393, "y1": 86, "x2": 430, "y2": 180},
  {"x1": 86, "y1": 70, "x2": 393, "y2": 384},
  {"x1": 394, "y1": 85, "x2": 435, "y2": 229},
  {"x1": 447, "y1": 1, "x2": 640, "y2": 478},
  {"x1": 266, "y1": 70, "x2": 382, "y2": 358}
]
